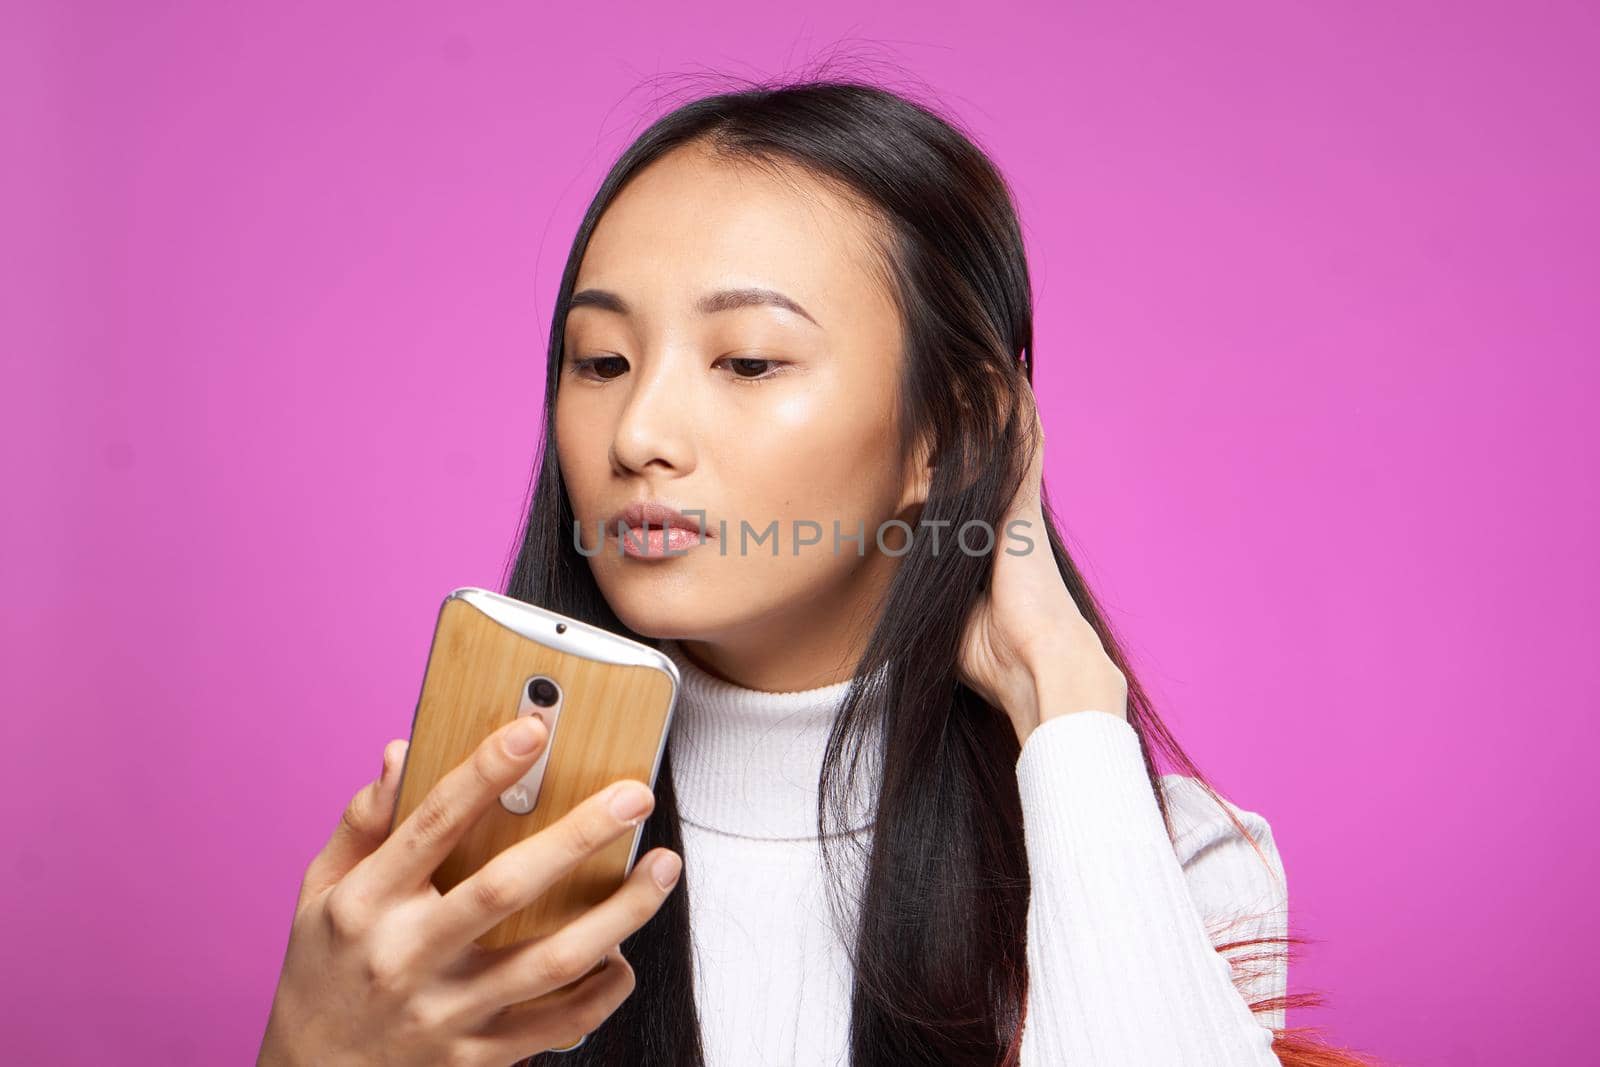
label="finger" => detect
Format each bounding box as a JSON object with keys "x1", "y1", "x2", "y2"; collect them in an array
[
  {"x1": 346, "y1": 715, "x2": 550, "y2": 902},
  {"x1": 302, "y1": 739, "x2": 408, "y2": 901},
  {"x1": 470, "y1": 946, "x2": 635, "y2": 1063},
  {"x1": 1011, "y1": 395, "x2": 1049, "y2": 518},
  {"x1": 1019, "y1": 388, "x2": 1045, "y2": 483},
  {"x1": 457, "y1": 847, "x2": 680, "y2": 1012},
  {"x1": 419, "y1": 777, "x2": 659, "y2": 954}
]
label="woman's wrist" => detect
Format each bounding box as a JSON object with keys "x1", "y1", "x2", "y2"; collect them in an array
[
  {"x1": 1010, "y1": 666, "x2": 1067, "y2": 747},
  {"x1": 1012, "y1": 640, "x2": 1129, "y2": 747}
]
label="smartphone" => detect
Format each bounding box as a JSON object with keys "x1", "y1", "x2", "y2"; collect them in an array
[{"x1": 388, "y1": 587, "x2": 680, "y2": 954}]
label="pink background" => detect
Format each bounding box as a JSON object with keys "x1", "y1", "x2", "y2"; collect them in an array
[{"x1": 5, "y1": 2, "x2": 1595, "y2": 1064}]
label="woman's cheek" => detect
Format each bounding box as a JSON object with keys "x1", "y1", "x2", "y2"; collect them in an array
[{"x1": 768, "y1": 389, "x2": 824, "y2": 430}]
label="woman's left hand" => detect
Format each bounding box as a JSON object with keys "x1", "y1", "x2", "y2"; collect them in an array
[{"x1": 956, "y1": 386, "x2": 1129, "y2": 746}]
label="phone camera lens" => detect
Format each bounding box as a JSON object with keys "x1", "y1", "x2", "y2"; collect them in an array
[{"x1": 528, "y1": 677, "x2": 560, "y2": 707}]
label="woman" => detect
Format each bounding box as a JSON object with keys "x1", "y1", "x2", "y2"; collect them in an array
[{"x1": 260, "y1": 79, "x2": 1373, "y2": 1066}]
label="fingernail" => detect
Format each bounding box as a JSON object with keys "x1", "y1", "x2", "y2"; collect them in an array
[
  {"x1": 380, "y1": 740, "x2": 405, "y2": 781},
  {"x1": 650, "y1": 851, "x2": 682, "y2": 890},
  {"x1": 607, "y1": 781, "x2": 653, "y2": 822},
  {"x1": 504, "y1": 716, "x2": 546, "y2": 756}
]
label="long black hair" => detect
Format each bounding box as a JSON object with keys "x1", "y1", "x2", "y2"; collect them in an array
[{"x1": 511, "y1": 73, "x2": 1363, "y2": 1067}]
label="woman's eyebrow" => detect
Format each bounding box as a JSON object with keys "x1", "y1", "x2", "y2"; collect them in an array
[{"x1": 568, "y1": 287, "x2": 821, "y2": 329}]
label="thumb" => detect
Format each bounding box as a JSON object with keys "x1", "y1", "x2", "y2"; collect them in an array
[{"x1": 301, "y1": 738, "x2": 408, "y2": 902}]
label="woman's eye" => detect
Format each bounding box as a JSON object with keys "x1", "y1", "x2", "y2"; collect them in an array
[
  {"x1": 718, "y1": 356, "x2": 784, "y2": 382},
  {"x1": 570, "y1": 355, "x2": 628, "y2": 381}
]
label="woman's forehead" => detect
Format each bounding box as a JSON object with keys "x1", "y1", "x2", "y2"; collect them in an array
[{"x1": 574, "y1": 148, "x2": 892, "y2": 331}]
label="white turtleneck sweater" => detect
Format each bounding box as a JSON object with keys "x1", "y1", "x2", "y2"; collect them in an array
[{"x1": 656, "y1": 639, "x2": 1287, "y2": 1067}]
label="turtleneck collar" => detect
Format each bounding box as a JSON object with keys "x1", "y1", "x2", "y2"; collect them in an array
[{"x1": 658, "y1": 637, "x2": 888, "y2": 841}]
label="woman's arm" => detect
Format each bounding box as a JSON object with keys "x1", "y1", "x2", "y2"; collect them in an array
[
  {"x1": 953, "y1": 391, "x2": 1287, "y2": 1061},
  {"x1": 1013, "y1": 710, "x2": 1286, "y2": 1066}
]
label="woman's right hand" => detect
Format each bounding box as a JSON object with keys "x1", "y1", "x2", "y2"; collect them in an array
[{"x1": 257, "y1": 714, "x2": 683, "y2": 1067}]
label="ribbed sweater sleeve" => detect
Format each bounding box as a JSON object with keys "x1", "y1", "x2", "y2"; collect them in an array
[{"x1": 1014, "y1": 710, "x2": 1286, "y2": 1066}]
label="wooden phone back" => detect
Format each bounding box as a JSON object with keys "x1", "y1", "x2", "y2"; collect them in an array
[{"x1": 389, "y1": 591, "x2": 677, "y2": 952}]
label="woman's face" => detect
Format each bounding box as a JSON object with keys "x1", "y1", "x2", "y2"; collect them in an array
[{"x1": 555, "y1": 143, "x2": 928, "y2": 684}]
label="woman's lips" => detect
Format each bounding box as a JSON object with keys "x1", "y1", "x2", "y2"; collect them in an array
[
  {"x1": 618, "y1": 523, "x2": 712, "y2": 559},
  {"x1": 605, "y1": 500, "x2": 715, "y2": 558}
]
